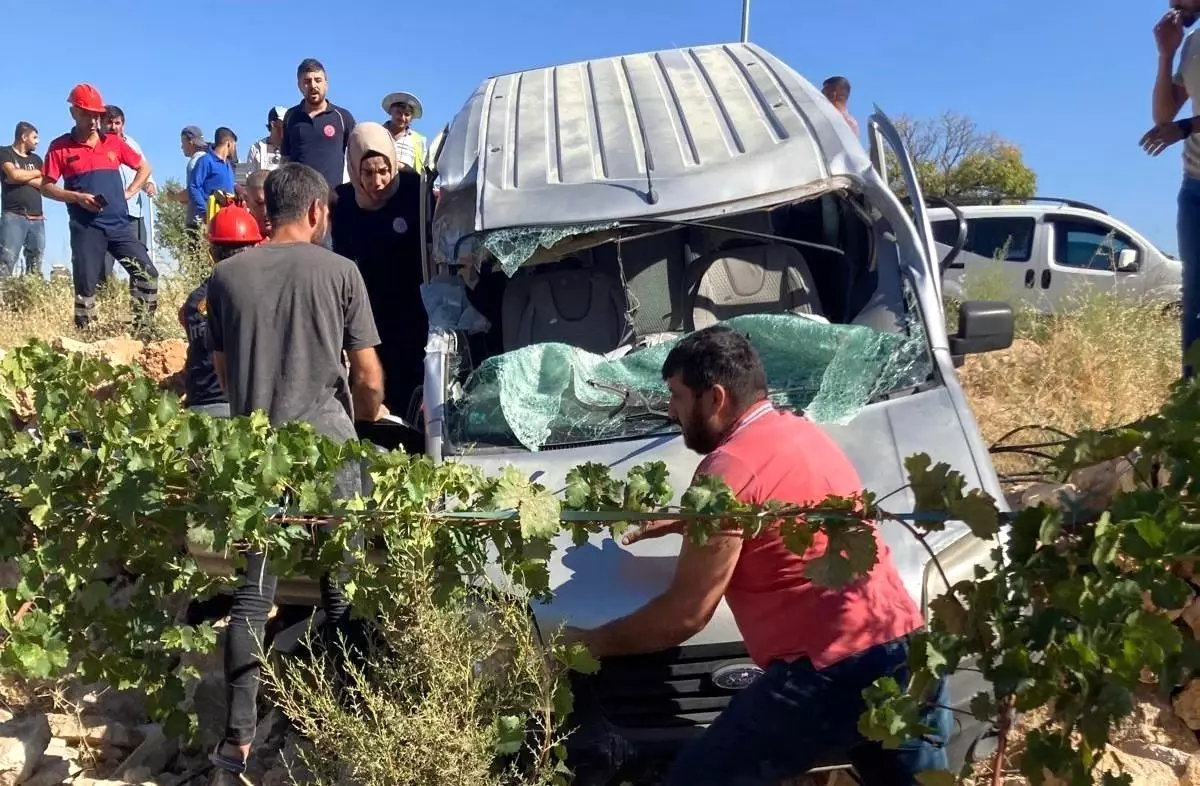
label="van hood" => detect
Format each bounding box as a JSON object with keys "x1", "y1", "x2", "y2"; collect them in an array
[{"x1": 453, "y1": 385, "x2": 996, "y2": 644}]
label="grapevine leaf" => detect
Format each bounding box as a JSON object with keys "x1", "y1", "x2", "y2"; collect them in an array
[
  {"x1": 803, "y1": 522, "x2": 877, "y2": 589},
  {"x1": 518, "y1": 489, "x2": 561, "y2": 540},
  {"x1": 494, "y1": 715, "x2": 525, "y2": 755},
  {"x1": 928, "y1": 595, "x2": 969, "y2": 636},
  {"x1": 559, "y1": 642, "x2": 600, "y2": 675},
  {"x1": 949, "y1": 492, "x2": 999, "y2": 540}
]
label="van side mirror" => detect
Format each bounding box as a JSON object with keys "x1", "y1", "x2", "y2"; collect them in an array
[
  {"x1": 1116, "y1": 248, "x2": 1140, "y2": 273},
  {"x1": 950, "y1": 300, "x2": 1014, "y2": 358}
]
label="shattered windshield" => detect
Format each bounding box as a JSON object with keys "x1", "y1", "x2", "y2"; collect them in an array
[{"x1": 446, "y1": 313, "x2": 932, "y2": 452}]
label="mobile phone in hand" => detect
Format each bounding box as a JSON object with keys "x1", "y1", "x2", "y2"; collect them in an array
[{"x1": 93, "y1": 194, "x2": 107, "y2": 208}]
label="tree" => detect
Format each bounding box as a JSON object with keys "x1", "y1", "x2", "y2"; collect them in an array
[
  {"x1": 886, "y1": 111, "x2": 1037, "y2": 202},
  {"x1": 153, "y1": 178, "x2": 208, "y2": 285}
]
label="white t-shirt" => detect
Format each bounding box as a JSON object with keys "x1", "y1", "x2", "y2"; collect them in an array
[
  {"x1": 1174, "y1": 31, "x2": 1200, "y2": 178},
  {"x1": 246, "y1": 138, "x2": 281, "y2": 174}
]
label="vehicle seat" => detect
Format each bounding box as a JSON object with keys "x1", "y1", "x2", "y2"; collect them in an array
[
  {"x1": 501, "y1": 263, "x2": 629, "y2": 354},
  {"x1": 686, "y1": 244, "x2": 824, "y2": 330}
]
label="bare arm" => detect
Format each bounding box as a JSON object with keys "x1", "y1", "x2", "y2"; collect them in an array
[
  {"x1": 347, "y1": 347, "x2": 385, "y2": 422},
  {"x1": 1155, "y1": 53, "x2": 1189, "y2": 125},
  {"x1": 126, "y1": 158, "x2": 152, "y2": 201},
  {"x1": 39, "y1": 180, "x2": 81, "y2": 205},
  {"x1": 575, "y1": 534, "x2": 743, "y2": 659},
  {"x1": 1, "y1": 162, "x2": 41, "y2": 186}
]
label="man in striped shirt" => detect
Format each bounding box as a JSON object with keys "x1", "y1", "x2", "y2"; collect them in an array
[{"x1": 102, "y1": 105, "x2": 157, "y2": 283}]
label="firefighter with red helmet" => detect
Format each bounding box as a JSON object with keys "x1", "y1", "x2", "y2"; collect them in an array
[
  {"x1": 178, "y1": 202, "x2": 263, "y2": 417},
  {"x1": 39, "y1": 83, "x2": 159, "y2": 335}
]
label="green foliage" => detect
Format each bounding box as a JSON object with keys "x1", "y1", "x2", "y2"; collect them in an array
[
  {"x1": 153, "y1": 178, "x2": 210, "y2": 290},
  {"x1": 0, "y1": 337, "x2": 1197, "y2": 784},
  {"x1": 887, "y1": 111, "x2": 1037, "y2": 201}
]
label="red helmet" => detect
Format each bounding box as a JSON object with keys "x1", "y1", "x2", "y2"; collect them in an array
[
  {"x1": 208, "y1": 204, "x2": 263, "y2": 244},
  {"x1": 67, "y1": 83, "x2": 106, "y2": 114}
]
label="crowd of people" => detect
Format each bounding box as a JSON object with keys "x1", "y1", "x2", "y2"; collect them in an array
[{"x1": 0, "y1": 57, "x2": 429, "y2": 336}]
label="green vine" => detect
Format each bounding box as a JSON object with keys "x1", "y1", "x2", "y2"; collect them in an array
[{"x1": 0, "y1": 338, "x2": 1195, "y2": 785}]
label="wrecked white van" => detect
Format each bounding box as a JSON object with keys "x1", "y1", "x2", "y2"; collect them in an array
[{"x1": 418, "y1": 42, "x2": 1013, "y2": 781}]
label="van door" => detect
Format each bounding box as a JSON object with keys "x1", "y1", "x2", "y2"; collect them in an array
[
  {"x1": 933, "y1": 215, "x2": 1039, "y2": 306},
  {"x1": 1040, "y1": 214, "x2": 1143, "y2": 310},
  {"x1": 869, "y1": 111, "x2": 942, "y2": 300}
]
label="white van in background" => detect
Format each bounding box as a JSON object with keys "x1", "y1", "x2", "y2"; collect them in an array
[{"x1": 932, "y1": 198, "x2": 1182, "y2": 313}]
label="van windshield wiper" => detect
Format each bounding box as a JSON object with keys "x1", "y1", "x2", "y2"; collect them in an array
[{"x1": 585, "y1": 379, "x2": 673, "y2": 422}]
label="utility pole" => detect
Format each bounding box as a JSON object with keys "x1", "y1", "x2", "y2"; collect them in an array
[{"x1": 740, "y1": 0, "x2": 750, "y2": 42}]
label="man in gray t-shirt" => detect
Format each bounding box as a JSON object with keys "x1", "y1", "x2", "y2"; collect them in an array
[
  {"x1": 207, "y1": 166, "x2": 385, "y2": 440},
  {"x1": 203, "y1": 163, "x2": 385, "y2": 781}
]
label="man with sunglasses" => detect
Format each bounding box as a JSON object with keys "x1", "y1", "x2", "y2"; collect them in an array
[{"x1": 1141, "y1": 0, "x2": 1200, "y2": 376}]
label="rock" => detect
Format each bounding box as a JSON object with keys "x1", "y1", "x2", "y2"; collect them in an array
[
  {"x1": 0, "y1": 714, "x2": 51, "y2": 786},
  {"x1": 1183, "y1": 597, "x2": 1200, "y2": 640},
  {"x1": 1180, "y1": 755, "x2": 1200, "y2": 786},
  {"x1": 23, "y1": 754, "x2": 82, "y2": 786},
  {"x1": 45, "y1": 715, "x2": 141, "y2": 749},
  {"x1": 1177, "y1": 681, "x2": 1200, "y2": 731},
  {"x1": 1145, "y1": 589, "x2": 1191, "y2": 621},
  {"x1": 112, "y1": 725, "x2": 176, "y2": 779},
  {"x1": 1015, "y1": 481, "x2": 1081, "y2": 510},
  {"x1": 1069, "y1": 454, "x2": 1139, "y2": 511},
  {"x1": 1119, "y1": 741, "x2": 1195, "y2": 775}
]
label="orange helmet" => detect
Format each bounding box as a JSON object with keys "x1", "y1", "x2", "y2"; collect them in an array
[
  {"x1": 67, "y1": 83, "x2": 106, "y2": 114},
  {"x1": 208, "y1": 204, "x2": 263, "y2": 244}
]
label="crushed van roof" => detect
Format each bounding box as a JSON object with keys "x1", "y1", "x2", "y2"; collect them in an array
[{"x1": 435, "y1": 42, "x2": 870, "y2": 231}]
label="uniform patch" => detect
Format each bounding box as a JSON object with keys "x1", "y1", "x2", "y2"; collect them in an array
[
  {"x1": 392, "y1": 217, "x2": 408, "y2": 234},
  {"x1": 323, "y1": 124, "x2": 336, "y2": 138}
]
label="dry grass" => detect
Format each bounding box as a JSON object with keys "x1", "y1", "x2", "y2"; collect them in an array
[
  {"x1": 0, "y1": 272, "x2": 194, "y2": 347},
  {"x1": 953, "y1": 284, "x2": 1179, "y2": 461}
]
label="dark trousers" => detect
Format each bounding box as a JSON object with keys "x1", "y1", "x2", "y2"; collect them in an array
[
  {"x1": 664, "y1": 635, "x2": 952, "y2": 786},
  {"x1": 102, "y1": 215, "x2": 147, "y2": 282},
  {"x1": 1179, "y1": 177, "x2": 1200, "y2": 377},
  {"x1": 69, "y1": 219, "x2": 158, "y2": 331},
  {"x1": 223, "y1": 461, "x2": 364, "y2": 747}
]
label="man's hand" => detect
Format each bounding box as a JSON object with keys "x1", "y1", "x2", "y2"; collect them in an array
[
  {"x1": 73, "y1": 193, "x2": 103, "y2": 212},
  {"x1": 1141, "y1": 120, "x2": 1189, "y2": 155},
  {"x1": 1157, "y1": 10, "x2": 1186, "y2": 57},
  {"x1": 144, "y1": 182, "x2": 157, "y2": 198},
  {"x1": 620, "y1": 520, "x2": 687, "y2": 546}
]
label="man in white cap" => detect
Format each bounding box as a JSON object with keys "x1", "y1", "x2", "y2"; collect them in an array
[
  {"x1": 245, "y1": 106, "x2": 287, "y2": 175},
  {"x1": 381, "y1": 91, "x2": 427, "y2": 174}
]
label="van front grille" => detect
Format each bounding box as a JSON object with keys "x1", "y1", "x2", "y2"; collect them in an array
[{"x1": 581, "y1": 642, "x2": 753, "y2": 730}]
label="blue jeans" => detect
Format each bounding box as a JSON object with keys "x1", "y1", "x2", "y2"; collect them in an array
[
  {"x1": 665, "y1": 636, "x2": 952, "y2": 786},
  {"x1": 1179, "y1": 177, "x2": 1200, "y2": 377},
  {"x1": 0, "y1": 212, "x2": 45, "y2": 278}
]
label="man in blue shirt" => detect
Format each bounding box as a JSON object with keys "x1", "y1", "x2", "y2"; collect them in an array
[{"x1": 187, "y1": 127, "x2": 237, "y2": 227}]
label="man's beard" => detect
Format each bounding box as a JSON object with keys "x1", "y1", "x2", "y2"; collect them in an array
[{"x1": 682, "y1": 410, "x2": 722, "y2": 455}]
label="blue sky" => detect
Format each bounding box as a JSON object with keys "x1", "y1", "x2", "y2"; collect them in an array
[{"x1": 2, "y1": 0, "x2": 1185, "y2": 267}]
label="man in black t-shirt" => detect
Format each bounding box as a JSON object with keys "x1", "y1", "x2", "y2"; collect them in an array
[{"x1": 0, "y1": 122, "x2": 46, "y2": 278}]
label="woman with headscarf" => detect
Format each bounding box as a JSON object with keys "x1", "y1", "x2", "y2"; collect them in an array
[{"x1": 331, "y1": 122, "x2": 426, "y2": 417}]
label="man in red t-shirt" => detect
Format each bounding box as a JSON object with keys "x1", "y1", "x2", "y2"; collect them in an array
[{"x1": 565, "y1": 325, "x2": 950, "y2": 785}]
